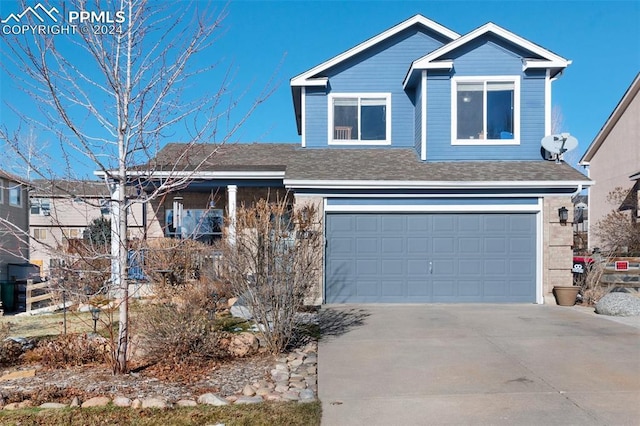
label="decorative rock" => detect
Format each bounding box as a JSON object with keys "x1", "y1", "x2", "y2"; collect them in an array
[
  {"x1": 306, "y1": 366, "x2": 317, "y2": 375},
  {"x1": 275, "y1": 363, "x2": 288, "y2": 371},
  {"x1": 290, "y1": 381, "x2": 307, "y2": 389},
  {"x1": 229, "y1": 332, "x2": 259, "y2": 357},
  {"x1": 595, "y1": 292, "x2": 640, "y2": 316},
  {"x1": 228, "y1": 297, "x2": 239, "y2": 307},
  {"x1": 226, "y1": 395, "x2": 238, "y2": 403},
  {"x1": 113, "y1": 396, "x2": 132, "y2": 407},
  {"x1": 234, "y1": 396, "x2": 263, "y2": 404},
  {"x1": 299, "y1": 389, "x2": 316, "y2": 402},
  {"x1": 176, "y1": 399, "x2": 197, "y2": 407},
  {"x1": 275, "y1": 384, "x2": 289, "y2": 393},
  {"x1": 271, "y1": 370, "x2": 290, "y2": 383},
  {"x1": 142, "y1": 397, "x2": 169, "y2": 409},
  {"x1": 289, "y1": 373, "x2": 304, "y2": 381},
  {"x1": 255, "y1": 387, "x2": 271, "y2": 396},
  {"x1": 263, "y1": 393, "x2": 282, "y2": 401},
  {"x1": 230, "y1": 305, "x2": 253, "y2": 320},
  {"x1": 198, "y1": 393, "x2": 230, "y2": 406},
  {"x1": 242, "y1": 384, "x2": 256, "y2": 396},
  {"x1": 39, "y1": 402, "x2": 67, "y2": 409},
  {"x1": 3, "y1": 403, "x2": 21, "y2": 411},
  {"x1": 303, "y1": 355, "x2": 317, "y2": 364},
  {"x1": 282, "y1": 390, "x2": 300, "y2": 401},
  {"x1": 82, "y1": 396, "x2": 111, "y2": 408},
  {"x1": 70, "y1": 396, "x2": 80, "y2": 408},
  {"x1": 131, "y1": 399, "x2": 142, "y2": 409}
]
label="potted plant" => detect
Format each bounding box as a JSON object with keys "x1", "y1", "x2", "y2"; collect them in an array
[{"x1": 553, "y1": 285, "x2": 581, "y2": 306}]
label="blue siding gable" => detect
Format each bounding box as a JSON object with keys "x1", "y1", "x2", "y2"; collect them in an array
[
  {"x1": 304, "y1": 26, "x2": 448, "y2": 148},
  {"x1": 425, "y1": 35, "x2": 547, "y2": 161}
]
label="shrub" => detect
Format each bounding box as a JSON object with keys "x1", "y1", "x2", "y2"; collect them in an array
[
  {"x1": 215, "y1": 198, "x2": 322, "y2": 354},
  {"x1": 29, "y1": 334, "x2": 108, "y2": 368},
  {"x1": 134, "y1": 281, "x2": 227, "y2": 364}
]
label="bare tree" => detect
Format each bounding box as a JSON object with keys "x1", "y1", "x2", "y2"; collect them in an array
[
  {"x1": 0, "y1": 0, "x2": 276, "y2": 373},
  {"x1": 216, "y1": 198, "x2": 322, "y2": 354},
  {"x1": 592, "y1": 186, "x2": 640, "y2": 254}
]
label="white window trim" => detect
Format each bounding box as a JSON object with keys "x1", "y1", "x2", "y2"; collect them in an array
[
  {"x1": 451, "y1": 75, "x2": 520, "y2": 146},
  {"x1": 9, "y1": 184, "x2": 22, "y2": 207},
  {"x1": 328, "y1": 92, "x2": 392, "y2": 145}
]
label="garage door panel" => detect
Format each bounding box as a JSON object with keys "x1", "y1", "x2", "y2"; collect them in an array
[
  {"x1": 325, "y1": 212, "x2": 536, "y2": 303},
  {"x1": 459, "y1": 237, "x2": 481, "y2": 253},
  {"x1": 382, "y1": 280, "x2": 404, "y2": 297},
  {"x1": 407, "y1": 280, "x2": 430, "y2": 296},
  {"x1": 459, "y1": 280, "x2": 482, "y2": 297},
  {"x1": 356, "y1": 259, "x2": 378, "y2": 275},
  {"x1": 356, "y1": 280, "x2": 379, "y2": 296},
  {"x1": 459, "y1": 259, "x2": 481, "y2": 275},
  {"x1": 356, "y1": 238, "x2": 378, "y2": 253},
  {"x1": 381, "y1": 237, "x2": 403, "y2": 254},
  {"x1": 382, "y1": 259, "x2": 403, "y2": 275},
  {"x1": 407, "y1": 215, "x2": 429, "y2": 231},
  {"x1": 356, "y1": 215, "x2": 378, "y2": 232},
  {"x1": 485, "y1": 237, "x2": 506, "y2": 253},
  {"x1": 407, "y1": 237, "x2": 429, "y2": 254},
  {"x1": 433, "y1": 237, "x2": 455, "y2": 253}
]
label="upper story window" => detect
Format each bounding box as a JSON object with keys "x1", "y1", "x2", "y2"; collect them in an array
[
  {"x1": 9, "y1": 185, "x2": 22, "y2": 207},
  {"x1": 30, "y1": 198, "x2": 51, "y2": 215},
  {"x1": 328, "y1": 93, "x2": 391, "y2": 145},
  {"x1": 451, "y1": 76, "x2": 520, "y2": 145}
]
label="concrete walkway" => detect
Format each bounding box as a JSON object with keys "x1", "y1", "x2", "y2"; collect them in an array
[{"x1": 318, "y1": 304, "x2": 640, "y2": 425}]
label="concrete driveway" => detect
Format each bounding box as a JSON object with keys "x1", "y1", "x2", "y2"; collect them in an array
[{"x1": 318, "y1": 304, "x2": 640, "y2": 425}]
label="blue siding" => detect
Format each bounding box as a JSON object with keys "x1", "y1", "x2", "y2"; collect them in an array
[
  {"x1": 304, "y1": 26, "x2": 448, "y2": 148},
  {"x1": 414, "y1": 80, "x2": 422, "y2": 155},
  {"x1": 426, "y1": 36, "x2": 547, "y2": 161}
]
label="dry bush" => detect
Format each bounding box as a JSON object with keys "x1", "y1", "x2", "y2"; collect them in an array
[
  {"x1": 0, "y1": 340, "x2": 24, "y2": 366},
  {"x1": 215, "y1": 199, "x2": 322, "y2": 354},
  {"x1": 592, "y1": 186, "x2": 640, "y2": 255},
  {"x1": 134, "y1": 281, "x2": 226, "y2": 364},
  {"x1": 144, "y1": 238, "x2": 211, "y2": 288},
  {"x1": 29, "y1": 334, "x2": 109, "y2": 368}
]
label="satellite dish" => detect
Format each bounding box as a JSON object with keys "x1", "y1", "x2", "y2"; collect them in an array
[{"x1": 541, "y1": 133, "x2": 578, "y2": 163}]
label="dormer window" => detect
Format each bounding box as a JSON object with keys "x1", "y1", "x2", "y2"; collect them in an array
[
  {"x1": 451, "y1": 76, "x2": 520, "y2": 145},
  {"x1": 328, "y1": 93, "x2": 391, "y2": 145}
]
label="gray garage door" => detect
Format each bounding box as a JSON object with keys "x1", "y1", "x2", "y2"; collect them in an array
[{"x1": 325, "y1": 213, "x2": 536, "y2": 303}]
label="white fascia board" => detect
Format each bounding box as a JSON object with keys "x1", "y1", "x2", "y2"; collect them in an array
[
  {"x1": 290, "y1": 15, "x2": 459, "y2": 87},
  {"x1": 536, "y1": 197, "x2": 544, "y2": 304},
  {"x1": 284, "y1": 179, "x2": 592, "y2": 190},
  {"x1": 523, "y1": 59, "x2": 572, "y2": 70},
  {"x1": 127, "y1": 170, "x2": 286, "y2": 180},
  {"x1": 403, "y1": 60, "x2": 453, "y2": 89},
  {"x1": 325, "y1": 204, "x2": 541, "y2": 213},
  {"x1": 411, "y1": 23, "x2": 569, "y2": 72}
]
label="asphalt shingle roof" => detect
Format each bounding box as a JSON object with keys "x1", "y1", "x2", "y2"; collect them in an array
[{"x1": 151, "y1": 143, "x2": 590, "y2": 183}]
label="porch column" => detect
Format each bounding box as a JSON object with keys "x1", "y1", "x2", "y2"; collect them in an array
[{"x1": 227, "y1": 185, "x2": 237, "y2": 245}]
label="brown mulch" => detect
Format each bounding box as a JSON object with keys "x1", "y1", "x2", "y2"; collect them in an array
[{"x1": 0, "y1": 354, "x2": 275, "y2": 405}]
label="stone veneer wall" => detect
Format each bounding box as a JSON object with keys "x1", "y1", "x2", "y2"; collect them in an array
[
  {"x1": 543, "y1": 196, "x2": 575, "y2": 303},
  {"x1": 294, "y1": 194, "x2": 324, "y2": 306}
]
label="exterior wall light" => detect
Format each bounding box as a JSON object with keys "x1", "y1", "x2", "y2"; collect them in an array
[{"x1": 558, "y1": 206, "x2": 569, "y2": 225}]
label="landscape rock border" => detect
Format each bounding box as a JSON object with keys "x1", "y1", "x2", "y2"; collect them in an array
[{"x1": 1, "y1": 341, "x2": 317, "y2": 410}]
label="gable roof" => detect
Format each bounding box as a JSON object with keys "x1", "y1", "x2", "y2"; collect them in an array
[
  {"x1": 404, "y1": 22, "x2": 571, "y2": 88},
  {"x1": 290, "y1": 14, "x2": 459, "y2": 88},
  {"x1": 580, "y1": 72, "x2": 640, "y2": 165}
]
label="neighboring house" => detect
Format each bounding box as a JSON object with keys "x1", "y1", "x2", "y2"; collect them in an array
[
  {"x1": 579, "y1": 73, "x2": 640, "y2": 251},
  {"x1": 140, "y1": 15, "x2": 590, "y2": 304},
  {"x1": 572, "y1": 194, "x2": 588, "y2": 252},
  {"x1": 30, "y1": 180, "x2": 145, "y2": 278},
  {"x1": 0, "y1": 170, "x2": 30, "y2": 281}
]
